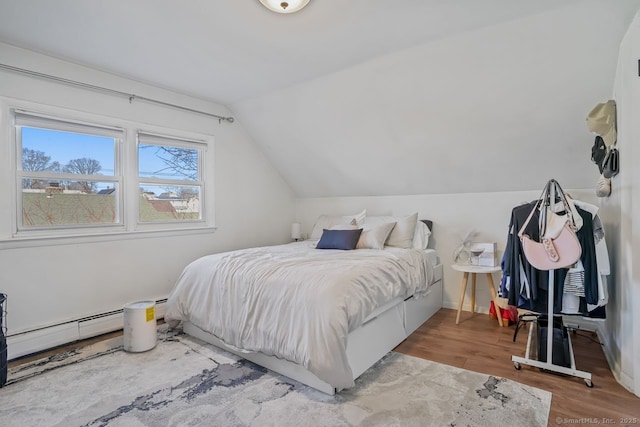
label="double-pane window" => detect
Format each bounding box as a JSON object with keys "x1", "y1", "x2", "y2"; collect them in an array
[
  {"x1": 137, "y1": 132, "x2": 204, "y2": 223},
  {"x1": 15, "y1": 111, "x2": 122, "y2": 230}
]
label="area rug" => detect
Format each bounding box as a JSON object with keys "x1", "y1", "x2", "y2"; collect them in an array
[{"x1": 0, "y1": 328, "x2": 551, "y2": 426}]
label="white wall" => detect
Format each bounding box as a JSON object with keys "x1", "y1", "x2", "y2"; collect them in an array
[
  {"x1": 295, "y1": 188, "x2": 598, "y2": 313},
  {"x1": 0, "y1": 43, "x2": 296, "y2": 338},
  {"x1": 602, "y1": 11, "x2": 640, "y2": 397},
  {"x1": 234, "y1": 1, "x2": 639, "y2": 199}
]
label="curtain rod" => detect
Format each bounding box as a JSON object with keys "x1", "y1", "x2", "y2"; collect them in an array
[{"x1": 0, "y1": 63, "x2": 235, "y2": 124}]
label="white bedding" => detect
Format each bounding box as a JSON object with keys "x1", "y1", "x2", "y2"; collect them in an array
[
  {"x1": 423, "y1": 248, "x2": 438, "y2": 267},
  {"x1": 164, "y1": 241, "x2": 435, "y2": 389}
]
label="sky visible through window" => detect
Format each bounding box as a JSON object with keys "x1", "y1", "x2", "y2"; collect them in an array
[{"x1": 23, "y1": 127, "x2": 116, "y2": 174}]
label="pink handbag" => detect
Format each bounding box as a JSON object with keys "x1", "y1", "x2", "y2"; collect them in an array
[{"x1": 518, "y1": 180, "x2": 582, "y2": 271}]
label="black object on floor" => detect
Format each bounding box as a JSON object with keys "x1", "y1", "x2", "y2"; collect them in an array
[
  {"x1": 537, "y1": 316, "x2": 570, "y2": 368},
  {"x1": 0, "y1": 293, "x2": 7, "y2": 388}
]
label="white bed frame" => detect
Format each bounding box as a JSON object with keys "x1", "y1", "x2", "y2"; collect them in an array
[{"x1": 183, "y1": 263, "x2": 443, "y2": 395}]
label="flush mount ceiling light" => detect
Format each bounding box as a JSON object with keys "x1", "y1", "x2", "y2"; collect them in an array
[{"x1": 259, "y1": 0, "x2": 310, "y2": 14}]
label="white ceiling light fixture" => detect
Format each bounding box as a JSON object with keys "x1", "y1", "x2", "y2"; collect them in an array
[{"x1": 259, "y1": 0, "x2": 310, "y2": 14}]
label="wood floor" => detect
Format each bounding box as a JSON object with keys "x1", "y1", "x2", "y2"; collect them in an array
[
  {"x1": 8, "y1": 309, "x2": 640, "y2": 425},
  {"x1": 395, "y1": 308, "x2": 640, "y2": 426}
]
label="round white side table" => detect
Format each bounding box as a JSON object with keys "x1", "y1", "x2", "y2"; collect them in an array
[{"x1": 451, "y1": 263, "x2": 503, "y2": 327}]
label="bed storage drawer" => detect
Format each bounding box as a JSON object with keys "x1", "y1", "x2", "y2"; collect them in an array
[
  {"x1": 346, "y1": 300, "x2": 405, "y2": 379},
  {"x1": 404, "y1": 279, "x2": 443, "y2": 336}
]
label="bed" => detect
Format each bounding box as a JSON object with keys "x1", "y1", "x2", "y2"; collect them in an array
[{"x1": 165, "y1": 215, "x2": 443, "y2": 395}]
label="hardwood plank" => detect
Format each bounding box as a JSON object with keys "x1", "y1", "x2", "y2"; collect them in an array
[
  {"x1": 7, "y1": 329, "x2": 123, "y2": 369},
  {"x1": 395, "y1": 308, "x2": 640, "y2": 425}
]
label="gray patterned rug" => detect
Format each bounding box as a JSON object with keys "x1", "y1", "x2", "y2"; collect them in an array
[{"x1": 0, "y1": 328, "x2": 551, "y2": 426}]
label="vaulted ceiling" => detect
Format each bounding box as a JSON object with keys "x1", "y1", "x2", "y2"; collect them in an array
[{"x1": 1, "y1": 0, "x2": 639, "y2": 197}]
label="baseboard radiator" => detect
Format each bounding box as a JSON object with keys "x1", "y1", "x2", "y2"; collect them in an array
[{"x1": 6, "y1": 298, "x2": 167, "y2": 361}]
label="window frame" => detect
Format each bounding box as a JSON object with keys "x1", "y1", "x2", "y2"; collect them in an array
[
  {"x1": 3, "y1": 102, "x2": 215, "y2": 245},
  {"x1": 14, "y1": 109, "x2": 125, "y2": 235},
  {"x1": 135, "y1": 131, "x2": 207, "y2": 228}
]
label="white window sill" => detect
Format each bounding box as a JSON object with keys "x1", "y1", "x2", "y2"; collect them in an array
[{"x1": 0, "y1": 226, "x2": 218, "y2": 250}]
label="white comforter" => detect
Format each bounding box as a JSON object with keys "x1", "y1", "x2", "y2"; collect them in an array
[{"x1": 164, "y1": 241, "x2": 435, "y2": 389}]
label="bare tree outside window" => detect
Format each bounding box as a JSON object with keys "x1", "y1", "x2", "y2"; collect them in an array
[
  {"x1": 22, "y1": 148, "x2": 61, "y2": 172},
  {"x1": 155, "y1": 146, "x2": 197, "y2": 180},
  {"x1": 138, "y1": 144, "x2": 198, "y2": 181},
  {"x1": 22, "y1": 148, "x2": 62, "y2": 189},
  {"x1": 63, "y1": 158, "x2": 102, "y2": 193}
]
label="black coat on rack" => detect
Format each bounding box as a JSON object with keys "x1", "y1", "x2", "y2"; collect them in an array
[{"x1": 504, "y1": 202, "x2": 598, "y2": 314}]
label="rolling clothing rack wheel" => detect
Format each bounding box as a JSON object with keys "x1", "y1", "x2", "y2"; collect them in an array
[
  {"x1": 585, "y1": 379, "x2": 594, "y2": 388},
  {"x1": 514, "y1": 362, "x2": 521, "y2": 370}
]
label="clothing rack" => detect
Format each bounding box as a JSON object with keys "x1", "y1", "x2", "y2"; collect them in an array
[{"x1": 511, "y1": 269, "x2": 593, "y2": 387}]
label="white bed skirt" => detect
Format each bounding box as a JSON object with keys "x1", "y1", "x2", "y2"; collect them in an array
[{"x1": 183, "y1": 264, "x2": 443, "y2": 395}]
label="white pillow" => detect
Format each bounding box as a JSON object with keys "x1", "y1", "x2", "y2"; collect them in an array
[
  {"x1": 329, "y1": 223, "x2": 358, "y2": 230},
  {"x1": 386, "y1": 212, "x2": 418, "y2": 248},
  {"x1": 356, "y1": 222, "x2": 396, "y2": 250},
  {"x1": 310, "y1": 209, "x2": 366, "y2": 240},
  {"x1": 363, "y1": 214, "x2": 430, "y2": 249},
  {"x1": 412, "y1": 220, "x2": 432, "y2": 249}
]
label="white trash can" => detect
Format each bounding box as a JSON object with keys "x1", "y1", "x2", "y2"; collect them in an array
[{"x1": 123, "y1": 300, "x2": 157, "y2": 352}]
